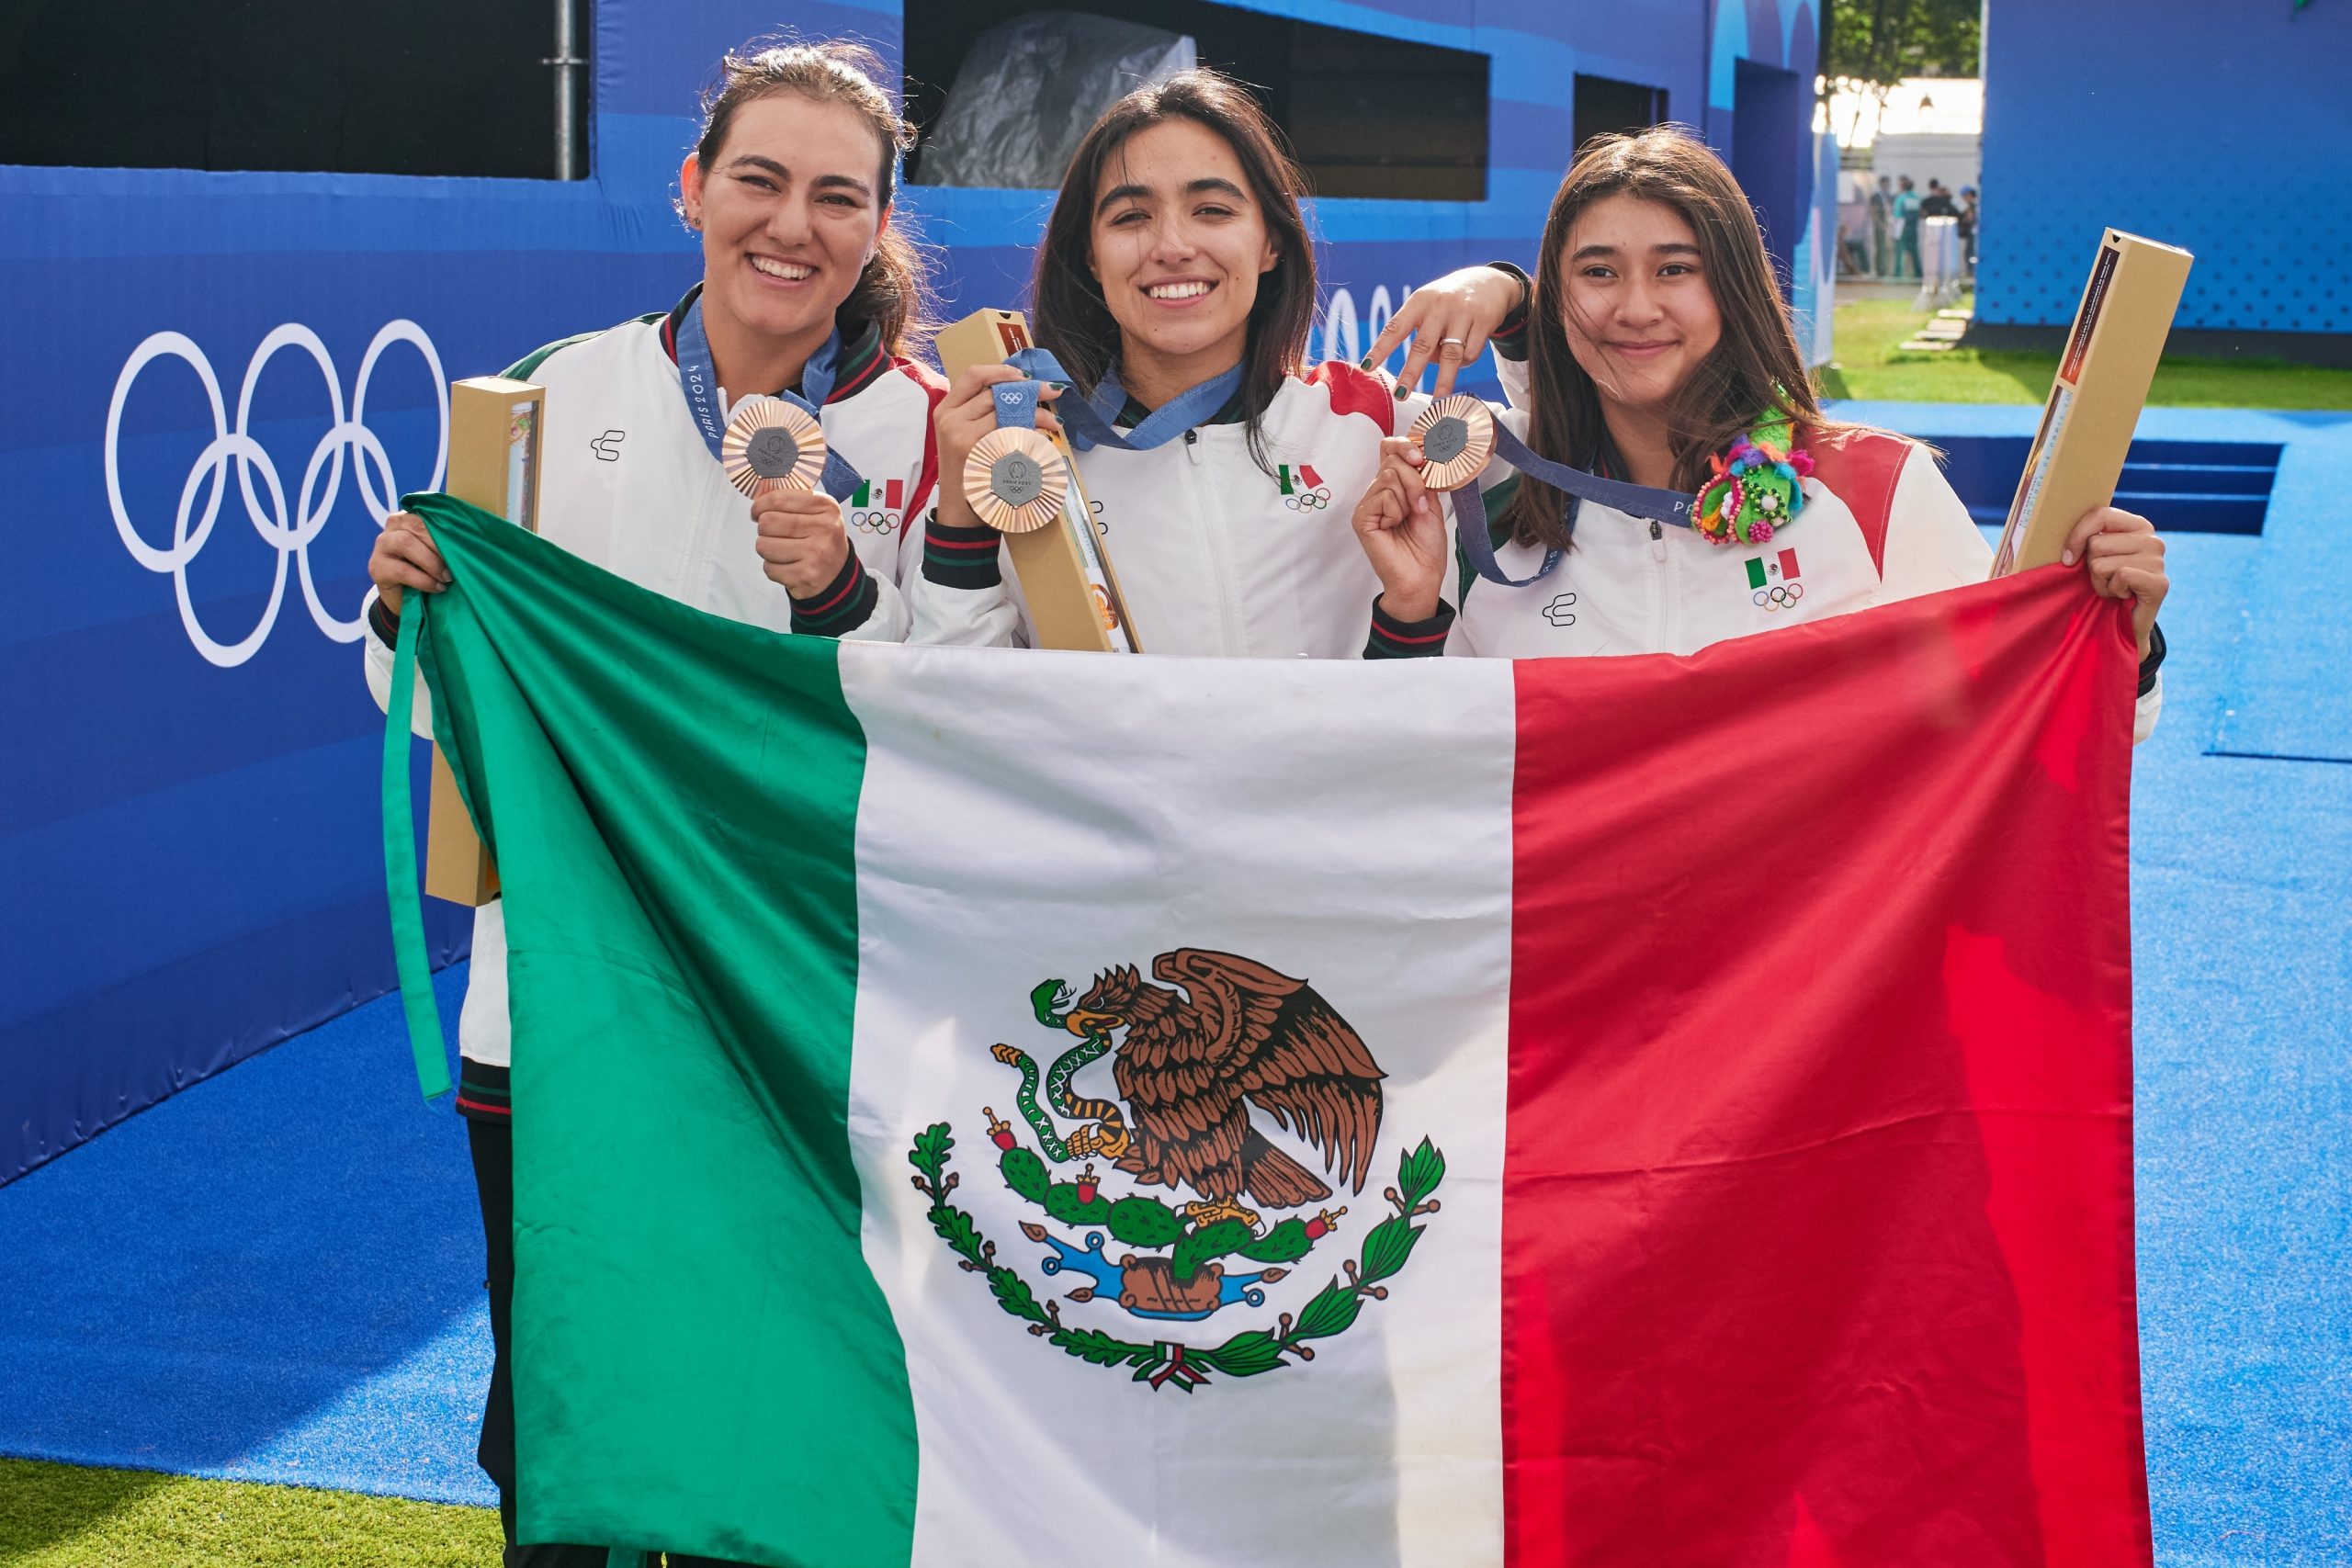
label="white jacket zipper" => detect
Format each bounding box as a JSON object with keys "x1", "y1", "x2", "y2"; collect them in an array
[
  {"x1": 1186, "y1": 428, "x2": 1246, "y2": 656},
  {"x1": 1646, "y1": 518, "x2": 1668, "y2": 650}
]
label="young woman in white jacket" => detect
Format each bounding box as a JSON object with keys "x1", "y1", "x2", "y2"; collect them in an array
[
  {"x1": 1351, "y1": 128, "x2": 2168, "y2": 739},
  {"x1": 912, "y1": 70, "x2": 1459, "y2": 658},
  {"x1": 359, "y1": 41, "x2": 956, "y2": 1566}
]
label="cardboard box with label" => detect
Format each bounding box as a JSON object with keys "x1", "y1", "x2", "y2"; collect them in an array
[
  {"x1": 1990, "y1": 231, "x2": 2193, "y2": 577},
  {"x1": 423, "y1": 376, "x2": 544, "y2": 905},
  {"x1": 934, "y1": 309, "x2": 1139, "y2": 653}
]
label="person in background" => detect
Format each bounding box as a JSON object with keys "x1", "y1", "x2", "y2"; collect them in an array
[
  {"x1": 1348, "y1": 129, "x2": 2167, "y2": 746},
  {"x1": 1920, "y1": 178, "x2": 1957, "y2": 220},
  {"x1": 1838, "y1": 176, "x2": 1871, "y2": 276},
  {"x1": 1893, "y1": 175, "x2": 1922, "y2": 279},
  {"x1": 1958, "y1": 184, "x2": 1980, "y2": 276},
  {"x1": 1869, "y1": 175, "x2": 1894, "y2": 276}
]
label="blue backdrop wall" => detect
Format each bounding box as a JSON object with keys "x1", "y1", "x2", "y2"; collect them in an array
[
  {"x1": 0, "y1": 0, "x2": 1827, "y2": 1181},
  {"x1": 1976, "y1": 0, "x2": 2352, "y2": 354}
]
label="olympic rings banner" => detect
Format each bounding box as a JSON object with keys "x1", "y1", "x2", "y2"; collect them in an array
[{"x1": 1, "y1": 0, "x2": 1822, "y2": 1180}]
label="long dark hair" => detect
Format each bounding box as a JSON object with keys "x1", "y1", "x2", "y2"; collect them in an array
[
  {"x1": 1500, "y1": 126, "x2": 1834, "y2": 549},
  {"x1": 1031, "y1": 70, "x2": 1317, "y2": 470},
  {"x1": 689, "y1": 39, "x2": 937, "y2": 358}
]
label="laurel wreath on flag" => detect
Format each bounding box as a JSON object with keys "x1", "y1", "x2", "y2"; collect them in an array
[{"x1": 907, "y1": 1122, "x2": 1446, "y2": 1392}]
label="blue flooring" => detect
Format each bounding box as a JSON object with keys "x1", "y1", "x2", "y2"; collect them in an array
[
  {"x1": 1, "y1": 405, "x2": 2347, "y2": 1555},
  {"x1": 0, "y1": 964, "x2": 494, "y2": 1506}
]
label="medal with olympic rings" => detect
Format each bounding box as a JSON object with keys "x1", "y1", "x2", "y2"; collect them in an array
[
  {"x1": 720, "y1": 396, "x2": 828, "y2": 499},
  {"x1": 965, "y1": 426, "x2": 1069, "y2": 534},
  {"x1": 1408, "y1": 394, "x2": 1497, "y2": 491}
]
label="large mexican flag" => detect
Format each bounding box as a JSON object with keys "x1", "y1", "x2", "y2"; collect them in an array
[{"x1": 389, "y1": 495, "x2": 2152, "y2": 1568}]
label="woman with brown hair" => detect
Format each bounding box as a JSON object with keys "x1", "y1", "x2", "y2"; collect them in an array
[
  {"x1": 360, "y1": 38, "x2": 959, "y2": 1565},
  {"x1": 1352, "y1": 127, "x2": 2166, "y2": 737},
  {"x1": 914, "y1": 69, "x2": 1434, "y2": 657}
]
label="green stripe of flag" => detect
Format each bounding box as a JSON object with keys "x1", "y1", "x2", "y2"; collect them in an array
[
  {"x1": 1745, "y1": 557, "x2": 1768, "y2": 590},
  {"x1": 379, "y1": 607, "x2": 450, "y2": 1101},
  {"x1": 398, "y1": 494, "x2": 916, "y2": 1563}
]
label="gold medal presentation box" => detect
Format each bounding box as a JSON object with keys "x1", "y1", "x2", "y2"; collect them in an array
[
  {"x1": 423, "y1": 376, "x2": 544, "y2": 907},
  {"x1": 935, "y1": 310, "x2": 1139, "y2": 652}
]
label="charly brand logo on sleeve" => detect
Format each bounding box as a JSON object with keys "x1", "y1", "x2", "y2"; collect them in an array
[
  {"x1": 106, "y1": 322, "x2": 448, "y2": 667},
  {"x1": 589, "y1": 429, "x2": 625, "y2": 461}
]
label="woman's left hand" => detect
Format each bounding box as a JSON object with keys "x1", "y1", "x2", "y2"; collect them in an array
[
  {"x1": 752, "y1": 488, "x2": 851, "y2": 598},
  {"x1": 1363, "y1": 265, "x2": 1525, "y2": 399},
  {"x1": 2062, "y1": 505, "x2": 2167, "y2": 659}
]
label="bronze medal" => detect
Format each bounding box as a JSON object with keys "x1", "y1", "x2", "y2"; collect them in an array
[
  {"x1": 1409, "y1": 394, "x2": 1497, "y2": 491},
  {"x1": 720, "y1": 396, "x2": 828, "y2": 498},
  {"x1": 965, "y1": 426, "x2": 1069, "y2": 534}
]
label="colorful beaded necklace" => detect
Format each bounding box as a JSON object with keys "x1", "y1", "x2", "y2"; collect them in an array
[{"x1": 1692, "y1": 412, "x2": 1815, "y2": 547}]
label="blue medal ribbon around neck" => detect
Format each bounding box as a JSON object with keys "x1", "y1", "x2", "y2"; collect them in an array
[
  {"x1": 673, "y1": 296, "x2": 864, "y2": 501},
  {"x1": 986, "y1": 348, "x2": 1243, "y2": 453},
  {"x1": 1448, "y1": 418, "x2": 1695, "y2": 587}
]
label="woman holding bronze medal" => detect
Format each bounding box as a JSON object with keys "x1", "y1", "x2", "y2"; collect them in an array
[
  {"x1": 916, "y1": 70, "x2": 1458, "y2": 657},
  {"x1": 1350, "y1": 128, "x2": 2167, "y2": 739},
  {"x1": 359, "y1": 39, "x2": 958, "y2": 1567}
]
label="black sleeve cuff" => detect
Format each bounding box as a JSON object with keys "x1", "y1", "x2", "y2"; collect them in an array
[
  {"x1": 789, "y1": 549, "x2": 880, "y2": 637},
  {"x1": 2138, "y1": 620, "x2": 2166, "y2": 697},
  {"x1": 920, "y1": 513, "x2": 1004, "y2": 590},
  {"x1": 368, "y1": 594, "x2": 401, "y2": 648},
  {"x1": 1363, "y1": 594, "x2": 1455, "y2": 659},
  {"x1": 1486, "y1": 260, "x2": 1532, "y2": 360}
]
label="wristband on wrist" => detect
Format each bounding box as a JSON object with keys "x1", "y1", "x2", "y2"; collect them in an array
[
  {"x1": 921, "y1": 510, "x2": 1006, "y2": 590},
  {"x1": 2137, "y1": 621, "x2": 2166, "y2": 698},
  {"x1": 788, "y1": 549, "x2": 878, "y2": 638},
  {"x1": 1363, "y1": 592, "x2": 1455, "y2": 660},
  {"x1": 1486, "y1": 261, "x2": 1532, "y2": 361},
  {"x1": 1486, "y1": 260, "x2": 1532, "y2": 337}
]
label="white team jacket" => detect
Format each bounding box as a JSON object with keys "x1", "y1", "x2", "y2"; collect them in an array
[
  {"x1": 1442, "y1": 406, "x2": 2162, "y2": 739},
  {"x1": 363, "y1": 302, "x2": 951, "y2": 1071},
  {"x1": 916, "y1": 363, "x2": 1422, "y2": 658}
]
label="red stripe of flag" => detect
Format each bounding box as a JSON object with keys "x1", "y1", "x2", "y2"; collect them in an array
[{"x1": 1502, "y1": 573, "x2": 2147, "y2": 1566}]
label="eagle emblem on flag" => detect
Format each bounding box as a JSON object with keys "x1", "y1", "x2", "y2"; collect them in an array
[{"x1": 908, "y1": 949, "x2": 1446, "y2": 1391}]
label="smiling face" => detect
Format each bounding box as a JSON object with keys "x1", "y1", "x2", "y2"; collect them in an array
[
  {"x1": 681, "y1": 93, "x2": 889, "y2": 355},
  {"x1": 1555, "y1": 192, "x2": 1724, "y2": 418},
  {"x1": 1087, "y1": 117, "x2": 1281, "y2": 397}
]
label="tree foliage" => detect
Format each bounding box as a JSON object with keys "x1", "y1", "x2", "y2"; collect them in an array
[{"x1": 1825, "y1": 0, "x2": 1983, "y2": 87}]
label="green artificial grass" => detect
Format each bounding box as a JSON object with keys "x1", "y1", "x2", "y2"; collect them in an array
[
  {"x1": 1818, "y1": 292, "x2": 2352, "y2": 409},
  {"x1": 0, "y1": 1458, "x2": 502, "y2": 1566}
]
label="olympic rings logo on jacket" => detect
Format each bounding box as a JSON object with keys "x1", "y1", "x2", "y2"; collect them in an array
[
  {"x1": 106, "y1": 321, "x2": 447, "y2": 667},
  {"x1": 1275, "y1": 461, "x2": 1332, "y2": 512}
]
